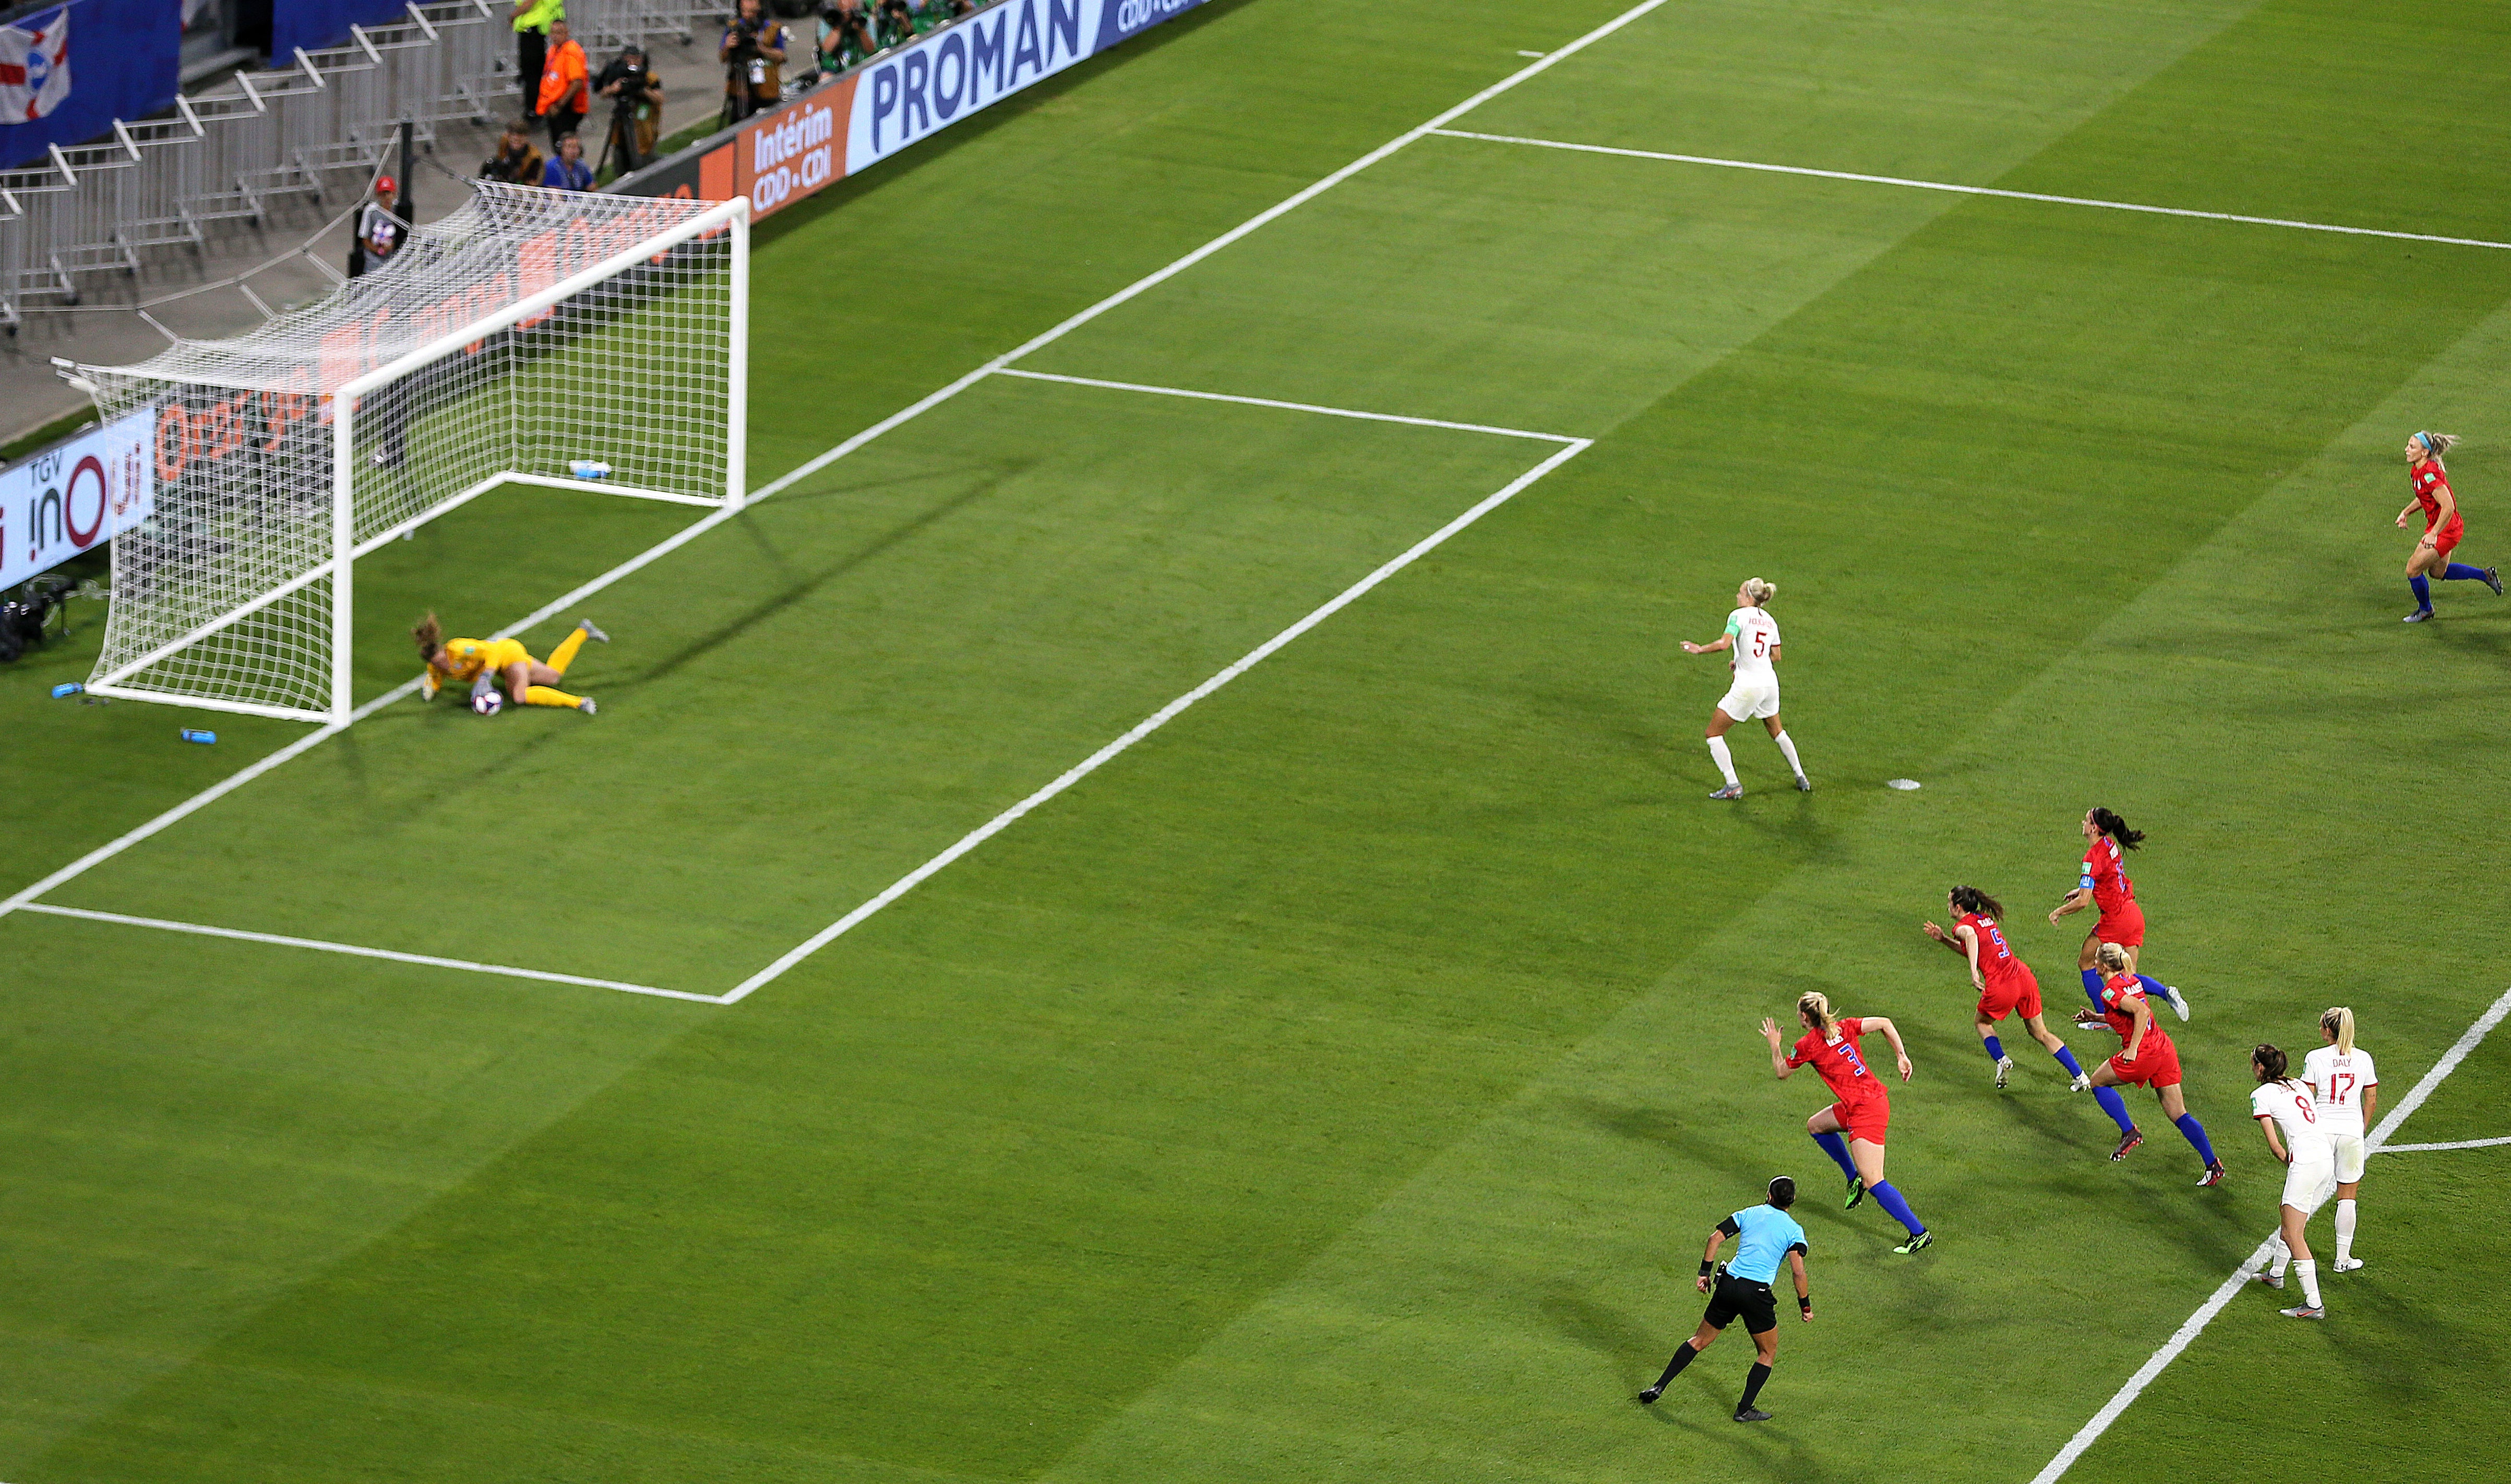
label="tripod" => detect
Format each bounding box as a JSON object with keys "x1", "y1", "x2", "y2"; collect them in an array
[{"x1": 595, "y1": 100, "x2": 643, "y2": 178}]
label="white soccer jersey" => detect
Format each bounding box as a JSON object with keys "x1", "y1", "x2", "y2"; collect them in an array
[
  {"x1": 2251, "y1": 1079, "x2": 2334, "y2": 1163},
  {"x1": 1726, "y1": 607, "x2": 1781, "y2": 680},
  {"x1": 2302, "y1": 1045, "x2": 2377, "y2": 1137}
]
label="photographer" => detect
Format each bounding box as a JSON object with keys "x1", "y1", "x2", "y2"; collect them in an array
[
  {"x1": 479, "y1": 117, "x2": 545, "y2": 184},
  {"x1": 719, "y1": 0, "x2": 792, "y2": 127},
  {"x1": 871, "y1": 0, "x2": 913, "y2": 48},
  {"x1": 818, "y1": 0, "x2": 877, "y2": 72},
  {"x1": 593, "y1": 43, "x2": 665, "y2": 173}
]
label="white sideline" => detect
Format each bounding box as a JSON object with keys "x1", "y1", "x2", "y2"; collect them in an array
[
  {"x1": 991, "y1": 369, "x2": 1584, "y2": 445},
  {"x1": 16, "y1": 903, "x2": 713, "y2": 1003},
  {"x1": 1429, "y1": 130, "x2": 2511, "y2": 253},
  {"x1": 2028, "y1": 982, "x2": 2511, "y2": 1484},
  {"x1": 721, "y1": 436, "x2": 1591, "y2": 1002},
  {"x1": 2375, "y1": 1135, "x2": 2511, "y2": 1153},
  {"x1": 1, "y1": 0, "x2": 1668, "y2": 975}
]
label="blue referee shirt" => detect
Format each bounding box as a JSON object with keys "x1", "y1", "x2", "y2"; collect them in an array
[{"x1": 1723, "y1": 1204, "x2": 1809, "y2": 1284}]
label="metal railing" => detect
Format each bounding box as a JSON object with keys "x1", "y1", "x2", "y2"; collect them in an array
[{"x1": 0, "y1": 0, "x2": 723, "y2": 333}]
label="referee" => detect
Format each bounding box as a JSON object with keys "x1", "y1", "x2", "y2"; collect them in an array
[{"x1": 1637, "y1": 1176, "x2": 1812, "y2": 1422}]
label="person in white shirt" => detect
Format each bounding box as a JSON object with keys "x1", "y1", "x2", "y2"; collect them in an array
[
  {"x1": 1681, "y1": 578, "x2": 1810, "y2": 800},
  {"x1": 2301, "y1": 1006, "x2": 2377, "y2": 1272},
  {"x1": 2246, "y1": 1044, "x2": 2335, "y2": 1319}
]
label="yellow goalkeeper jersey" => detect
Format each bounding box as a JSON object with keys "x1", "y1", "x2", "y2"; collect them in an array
[{"x1": 431, "y1": 637, "x2": 531, "y2": 683}]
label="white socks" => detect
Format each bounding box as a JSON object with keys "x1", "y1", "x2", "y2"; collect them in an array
[
  {"x1": 2294, "y1": 1259, "x2": 2322, "y2": 1309},
  {"x1": 2268, "y1": 1234, "x2": 2291, "y2": 1278},
  {"x1": 1706, "y1": 736, "x2": 1739, "y2": 788},
  {"x1": 2335, "y1": 1199, "x2": 2357, "y2": 1263},
  {"x1": 1774, "y1": 729, "x2": 1805, "y2": 781}
]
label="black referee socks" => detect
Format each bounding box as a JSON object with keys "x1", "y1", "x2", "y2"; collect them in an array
[{"x1": 1737, "y1": 1361, "x2": 1772, "y2": 1414}]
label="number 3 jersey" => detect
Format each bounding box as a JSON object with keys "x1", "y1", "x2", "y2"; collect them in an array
[
  {"x1": 1724, "y1": 607, "x2": 1780, "y2": 679},
  {"x1": 2250, "y1": 1078, "x2": 2333, "y2": 1164},
  {"x1": 2300, "y1": 1045, "x2": 2378, "y2": 1137},
  {"x1": 1788, "y1": 1017, "x2": 1886, "y2": 1109}
]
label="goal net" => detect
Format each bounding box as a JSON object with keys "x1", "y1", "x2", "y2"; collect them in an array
[{"x1": 71, "y1": 182, "x2": 749, "y2": 725}]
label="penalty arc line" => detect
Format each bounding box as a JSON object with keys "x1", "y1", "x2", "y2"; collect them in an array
[
  {"x1": 2028, "y1": 980, "x2": 2511, "y2": 1484},
  {"x1": 719, "y1": 436, "x2": 1594, "y2": 1003},
  {"x1": 1428, "y1": 131, "x2": 2511, "y2": 254},
  {"x1": 2375, "y1": 1135, "x2": 2511, "y2": 1153},
  {"x1": 1, "y1": 0, "x2": 1668, "y2": 938}
]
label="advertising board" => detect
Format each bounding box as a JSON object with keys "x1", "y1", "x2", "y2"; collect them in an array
[{"x1": 1, "y1": 411, "x2": 153, "y2": 589}]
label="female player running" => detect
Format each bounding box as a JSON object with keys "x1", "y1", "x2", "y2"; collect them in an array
[
  {"x1": 2395, "y1": 430, "x2": 2500, "y2": 623},
  {"x1": 1923, "y1": 885, "x2": 2091, "y2": 1091},
  {"x1": 1760, "y1": 994, "x2": 1930, "y2": 1253},
  {"x1": 2302, "y1": 1007, "x2": 2377, "y2": 1273},
  {"x1": 1681, "y1": 577, "x2": 1810, "y2": 799},
  {"x1": 2049, "y1": 808, "x2": 2189, "y2": 1021},
  {"x1": 414, "y1": 613, "x2": 607, "y2": 714},
  {"x1": 2245, "y1": 1045, "x2": 2333, "y2": 1319},
  {"x1": 2072, "y1": 943, "x2": 2223, "y2": 1183}
]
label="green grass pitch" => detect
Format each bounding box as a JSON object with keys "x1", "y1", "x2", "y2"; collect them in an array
[{"x1": 7, "y1": 1, "x2": 2511, "y2": 1480}]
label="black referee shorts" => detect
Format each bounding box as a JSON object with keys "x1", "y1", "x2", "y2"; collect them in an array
[{"x1": 1701, "y1": 1268, "x2": 1779, "y2": 1335}]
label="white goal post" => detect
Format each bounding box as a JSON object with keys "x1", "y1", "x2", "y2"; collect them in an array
[{"x1": 71, "y1": 183, "x2": 751, "y2": 725}]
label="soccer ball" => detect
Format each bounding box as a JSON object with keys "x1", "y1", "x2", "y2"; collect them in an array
[{"x1": 472, "y1": 689, "x2": 503, "y2": 717}]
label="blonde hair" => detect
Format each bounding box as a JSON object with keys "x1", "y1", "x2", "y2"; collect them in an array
[
  {"x1": 1796, "y1": 990, "x2": 1834, "y2": 1034},
  {"x1": 2093, "y1": 942, "x2": 2132, "y2": 975},
  {"x1": 2322, "y1": 1005, "x2": 2355, "y2": 1055},
  {"x1": 1740, "y1": 577, "x2": 1777, "y2": 606},
  {"x1": 412, "y1": 611, "x2": 444, "y2": 666},
  {"x1": 2415, "y1": 431, "x2": 2460, "y2": 464}
]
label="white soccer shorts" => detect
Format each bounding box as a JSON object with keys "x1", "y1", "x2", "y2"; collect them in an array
[
  {"x1": 2280, "y1": 1156, "x2": 2337, "y2": 1215},
  {"x1": 1717, "y1": 677, "x2": 1780, "y2": 721},
  {"x1": 2329, "y1": 1131, "x2": 2365, "y2": 1185}
]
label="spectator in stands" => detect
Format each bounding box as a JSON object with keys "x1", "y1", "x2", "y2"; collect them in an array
[
  {"x1": 818, "y1": 0, "x2": 878, "y2": 72},
  {"x1": 720, "y1": 0, "x2": 791, "y2": 126},
  {"x1": 348, "y1": 175, "x2": 408, "y2": 279},
  {"x1": 510, "y1": 0, "x2": 563, "y2": 121},
  {"x1": 536, "y1": 17, "x2": 592, "y2": 148},
  {"x1": 542, "y1": 133, "x2": 595, "y2": 191},
  {"x1": 480, "y1": 118, "x2": 545, "y2": 184},
  {"x1": 594, "y1": 42, "x2": 665, "y2": 171}
]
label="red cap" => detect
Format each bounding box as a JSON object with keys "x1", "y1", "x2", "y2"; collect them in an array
[{"x1": 374, "y1": 175, "x2": 397, "y2": 194}]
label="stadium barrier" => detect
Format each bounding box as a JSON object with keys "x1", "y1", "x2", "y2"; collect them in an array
[{"x1": 613, "y1": 0, "x2": 1214, "y2": 217}]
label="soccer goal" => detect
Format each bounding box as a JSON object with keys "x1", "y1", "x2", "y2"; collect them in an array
[{"x1": 68, "y1": 182, "x2": 750, "y2": 725}]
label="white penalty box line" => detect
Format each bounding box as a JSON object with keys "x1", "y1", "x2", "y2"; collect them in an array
[{"x1": 2029, "y1": 982, "x2": 2511, "y2": 1484}]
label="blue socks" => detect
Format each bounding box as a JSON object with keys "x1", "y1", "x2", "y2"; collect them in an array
[
  {"x1": 2445, "y1": 562, "x2": 2490, "y2": 581},
  {"x1": 2173, "y1": 1112, "x2": 2218, "y2": 1165},
  {"x1": 1811, "y1": 1130, "x2": 1858, "y2": 1181},
  {"x1": 2092, "y1": 1085, "x2": 2136, "y2": 1135},
  {"x1": 2411, "y1": 574, "x2": 2433, "y2": 609},
  {"x1": 1981, "y1": 1034, "x2": 2006, "y2": 1063},
  {"x1": 2080, "y1": 967, "x2": 2105, "y2": 1009},
  {"x1": 1869, "y1": 1180, "x2": 1924, "y2": 1238},
  {"x1": 2052, "y1": 1045, "x2": 2085, "y2": 1078}
]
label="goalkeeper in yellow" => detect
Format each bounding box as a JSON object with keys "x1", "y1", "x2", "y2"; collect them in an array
[{"x1": 413, "y1": 612, "x2": 607, "y2": 714}]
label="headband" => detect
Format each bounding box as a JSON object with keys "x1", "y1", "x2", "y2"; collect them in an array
[{"x1": 2418, "y1": 431, "x2": 2441, "y2": 456}]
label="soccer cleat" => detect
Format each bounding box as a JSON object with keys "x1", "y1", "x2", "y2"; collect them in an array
[
  {"x1": 2277, "y1": 1305, "x2": 2326, "y2": 1321},
  {"x1": 2488, "y1": 568, "x2": 2505, "y2": 596},
  {"x1": 2110, "y1": 1128, "x2": 2145, "y2": 1162},
  {"x1": 579, "y1": 619, "x2": 610, "y2": 643},
  {"x1": 1735, "y1": 1407, "x2": 1773, "y2": 1423},
  {"x1": 1994, "y1": 1056, "x2": 2015, "y2": 1091},
  {"x1": 579, "y1": 698, "x2": 598, "y2": 716},
  {"x1": 2248, "y1": 1271, "x2": 2286, "y2": 1290},
  {"x1": 1710, "y1": 784, "x2": 1744, "y2": 800},
  {"x1": 1844, "y1": 1176, "x2": 1866, "y2": 1211},
  {"x1": 2197, "y1": 1160, "x2": 2227, "y2": 1188},
  {"x1": 2157, "y1": 984, "x2": 2191, "y2": 1022},
  {"x1": 1893, "y1": 1230, "x2": 1933, "y2": 1255},
  {"x1": 2068, "y1": 1072, "x2": 2092, "y2": 1092},
  {"x1": 2404, "y1": 607, "x2": 2435, "y2": 623},
  {"x1": 420, "y1": 674, "x2": 439, "y2": 702},
  {"x1": 2333, "y1": 1256, "x2": 2365, "y2": 1273},
  {"x1": 1637, "y1": 1387, "x2": 1664, "y2": 1405},
  {"x1": 1794, "y1": 775, "x2": 1812, "y2": 792}
]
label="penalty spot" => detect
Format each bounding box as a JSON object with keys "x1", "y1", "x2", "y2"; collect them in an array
[{"x1": 1886, "y1": 779, "x2": 1921, "y2": 791}]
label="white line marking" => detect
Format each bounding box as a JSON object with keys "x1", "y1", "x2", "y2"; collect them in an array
[
  {"x1": 2028, "y1": 982, "x2": 2511, "y2": 1484},
  {"x1": 1428, "y1": 130, "x2": 2511, "y2": 253},
  {"x1": 992, "y1": 368, "x2": 1583, "y2": 444},
  {"x1": 2376, "y1": 1135, "x2": 2511, "y2": 1153},
  {"x1": 721, "y1": 437, "x2": 1594, "y2": 1003},
  {"x1": 17, "y1": 903, "x2": 718, "y2": 1003}
]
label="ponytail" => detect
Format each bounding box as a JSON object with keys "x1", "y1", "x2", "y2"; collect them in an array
[
  {"x1": 412, "y1": 611, "x2": 444, "y2": 666},
  {"x1": 2089, "y1": 808, "x2": 2145, "y2": 849},
  {"x1": 2416, "y1": 430, "x2": 2460, "y2": 465},
  {"x1": 1949, "y1": 884, "x2": 2005, "y2": 920},
  {"x1": 2322, "y1": 1006, "x2": 2356, "y2": 1055},
  {"x1": 1796, "y1": 991, "x2": 1834, "y2": 1035},
  {"x1": 2253, "y1": 1044, "x2": 2289, "y2": 1083},
  {"x1": 2094, "y1": 942, "x2": 2132, "y2": 976},
  {"x1": 1741, "y1": 577, "x2": 1777, "y2": 606}
]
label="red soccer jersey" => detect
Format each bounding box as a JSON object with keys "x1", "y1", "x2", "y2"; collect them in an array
[
  {"x1": 1959, "y1": 912, "x2": 2030, "y2": 996},
  {"x1": 1789, "y1": 1016, "x2": 1888, "y2": 1108},
  {"x1": 2080, "y1": 837, "x2": 2135, "y2": 917},
  {"x1": 2412, "y1": 459, "x2": 2453, "y2": 530},
  {"x1": 2097, "y1": 974, "x2": 2174, "y2": 1057}
]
